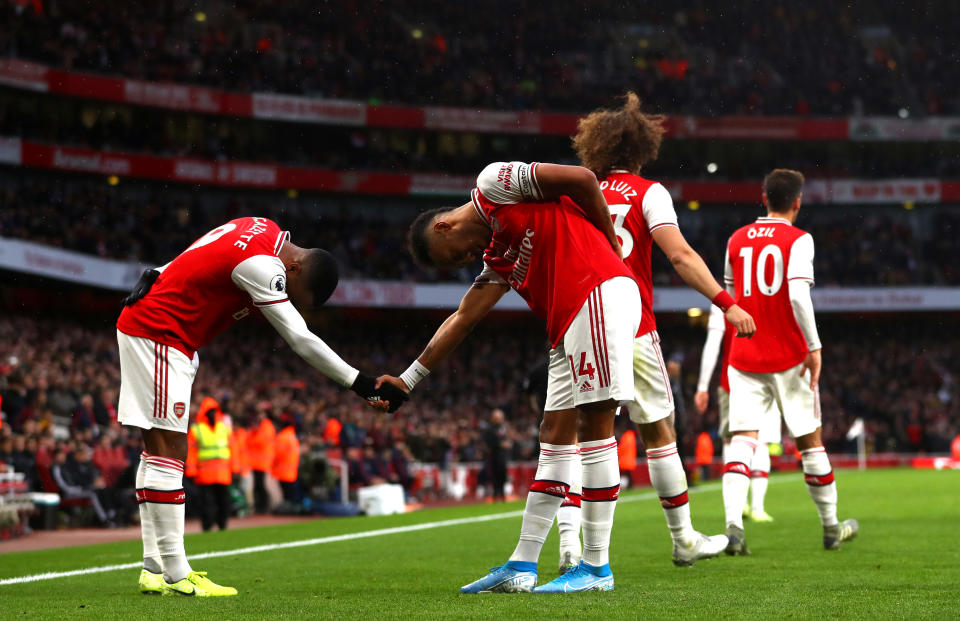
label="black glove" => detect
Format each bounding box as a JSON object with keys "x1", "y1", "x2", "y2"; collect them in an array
[
  {"x1": 350, "y1": 373, "x2": 410, "y2": 413},
  {"x1": 122, "y1": 269, "x2": 160, "y2": 306}
]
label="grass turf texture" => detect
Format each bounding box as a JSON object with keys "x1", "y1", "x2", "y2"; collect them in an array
[{"x1": 1, "y1": 469, "x2": 956, "y2": 620}]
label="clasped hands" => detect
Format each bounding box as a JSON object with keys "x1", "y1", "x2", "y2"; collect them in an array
[{"x1": 350, "y1": 373, "x2": 411, "y2": 413}]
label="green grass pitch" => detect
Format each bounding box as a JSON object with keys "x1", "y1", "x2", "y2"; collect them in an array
[{"x1": 1, "y1": 469, "x2": 957, "y2": 620}]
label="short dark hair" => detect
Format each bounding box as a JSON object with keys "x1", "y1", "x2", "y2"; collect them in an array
[
  {"x1": 406, "y1": 207, "x2": 448, "y2": 269},
  {"x1": 763, "y1": 169, "x2": 805, "y2": 213},
  {"x1": 302, "y1": 248, "x2": 339, "y2": 307}
]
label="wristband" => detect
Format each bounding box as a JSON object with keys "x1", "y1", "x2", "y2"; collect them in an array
[
  {"x1": 399, "y1": 360, "x2": 430, "y2": 391},
  {"x1": 712, "y1": 290, "x2": 735, "y2": 313}
]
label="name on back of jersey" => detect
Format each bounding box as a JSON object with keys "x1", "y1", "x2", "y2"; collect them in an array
[
  {"x1": 233, "y1": 217, "x2": 270, "y2": 251},
  {"x1": 599, "y1": 179, "x2": 638, "y2": 201},
  {"x1": 747, "y1": 226, "x2": 777, "y2": 239}
]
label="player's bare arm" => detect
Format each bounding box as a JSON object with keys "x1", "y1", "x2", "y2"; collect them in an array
[
  {"x1": 377, "y1": 281, "x2": 509, "y2": 394},
  {"x1": 653, "y1": 226, "x2": 755, "y2": 338},
  {"x1": 535, "y1": 163, "x2": 623, "y2": 258}
]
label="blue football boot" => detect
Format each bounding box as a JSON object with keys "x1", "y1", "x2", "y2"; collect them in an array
[
  {"x1": 533, "y1": 561, "x2": 614, "y2": 593},
  {"x1": 459, "y1": 560, "x2": 537, "y2": 594}
]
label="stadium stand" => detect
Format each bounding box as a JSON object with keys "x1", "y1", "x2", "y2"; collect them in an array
[
  {"x1": 3, "y1": 1, "x2": 958, "y2": 115},
  {"x1": 1, "y1": 172, "x2": 957, "y2": 286},
  {"x1": 1, "y1": 0, "x2": 958, "y2": 536},
  {"x1": 4, "y1": 89, "x2": 960, "y2": 178}
]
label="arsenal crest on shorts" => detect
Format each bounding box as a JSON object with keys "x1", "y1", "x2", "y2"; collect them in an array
[{"x1": 173, "y1": 402, "x2": 186, "y2": 418}]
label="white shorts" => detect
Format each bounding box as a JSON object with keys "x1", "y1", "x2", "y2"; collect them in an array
[
  {"x1": 622, "y1": 331, "x2": 674, "y2": 425},
  {"x1": 117, "y1": 330, "x2": 198, "y2": 433},
  {"x1": 727, "y1": 362, "x2": 820, "y2": 439},
  {"x1": 717, "y1": 386, "x2": 781, "y2": 443},
  {"x1": 544, "y1": 277, "x2": 640, "y2": 411}
]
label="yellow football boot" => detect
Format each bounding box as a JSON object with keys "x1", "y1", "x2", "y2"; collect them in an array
[
  {"x1": 139, "y1": 569, "x2": 166, "y2": 595},
  {"x1": 163, "y1": 571, "x2": 238, "y2": 597}
]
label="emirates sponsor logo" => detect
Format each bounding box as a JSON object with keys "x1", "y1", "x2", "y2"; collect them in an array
[{"x1": 506, "y1": 229, "x2": 535, "y2": 288}]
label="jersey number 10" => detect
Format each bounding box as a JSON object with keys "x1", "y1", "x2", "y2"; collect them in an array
[{"x1": 738, "y1": 244, "x2": 784, "y2": 297}]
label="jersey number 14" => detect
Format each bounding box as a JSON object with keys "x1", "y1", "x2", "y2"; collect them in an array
[{"x1": 568, "y1": 352, "x2": 596, "y2": 382}]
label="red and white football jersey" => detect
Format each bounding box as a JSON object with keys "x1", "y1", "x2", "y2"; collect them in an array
[
  {"x1": 725, "y1": 216, "x2": 815, "y2": 373},
  {"x1": 600, "y1": 170, "x2": 678, "y2": 337},
  {"x1": 117, "y1": 217, "x2": 290, "y2": 358},
  {"x1": 471, "y1": 162, "x2": 635, "y2": 346}
]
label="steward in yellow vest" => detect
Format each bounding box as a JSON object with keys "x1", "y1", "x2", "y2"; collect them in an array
[{"x1": 188, "y1": 397, "x2": 233, "y2": 531}]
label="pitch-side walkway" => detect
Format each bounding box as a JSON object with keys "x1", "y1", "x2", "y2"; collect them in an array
[{"x1": 0, "y1": 514, "x2": 317, "y2": 553}]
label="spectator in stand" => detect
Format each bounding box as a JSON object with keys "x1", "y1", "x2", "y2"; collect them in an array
[
  {"x1": 229, "y1": 415, "x2": 251, "y2": 514},
  {"x1": 1, "y1": 372, "x2": 28, "y2": 429},
  {"x1": 390, "y1": 440, "x2": 415, "y2": 494},
  {"x1": 91, "y1": 431, "x2": 129, "y2": 487},
  {"x1": 70, "y1": 394, "x2": 97, "y2": 436},
  {"x1": 483, "y1": 409, "x2": 509, "y2": 502},
  {"x1": 0, "y1": 435, "x2": 12, "y2": 468},
  {"x1": 361, "y1": 439, "x2": 391, "y2": 485},
  {"x1": 50, "y1": 444, "x2": 122, "y2": 526},
  {"x1": 11, "y1": 435, "x2": 40, "y2": 491},
  {"x1": 346, "y1": 446, "x2": 369, "y2": 488}
]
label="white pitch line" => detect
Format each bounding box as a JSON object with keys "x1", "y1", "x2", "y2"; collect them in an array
[{"x1": 1, "y1": 478, "x2": 761, "y2": 587}]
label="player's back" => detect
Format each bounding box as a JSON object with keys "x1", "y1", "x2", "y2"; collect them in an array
[
  {"x1": 725, "y1": 216, "x2": 811, "y2": 373},
  {"x1": 472, "y1": 162, "x2": 634, "y2": 345},
  {"x1": 476, "y1": 192, "x2": 632, "y2": 344},
  {"x1": 600, "y1": 170, "x2": 676, "y2": 337},
  {"x1": 117, "y1": 217, "x2": 288, "y2": 357}
]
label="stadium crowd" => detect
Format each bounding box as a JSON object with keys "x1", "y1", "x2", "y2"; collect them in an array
[
  {"x1": 0, "y1": 312, "x2": 544, "y2": 526},
  {"x1": 2, "y1": 0, "x2": 958, "y2": 115},
  {"x1": 1, "y1": 310, "x2": 957, "y2": 528},
  {"x1": 2, "y1": 175, "x2": 958, "y2": 286}
]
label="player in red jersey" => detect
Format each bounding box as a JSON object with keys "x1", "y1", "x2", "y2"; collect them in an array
[
  {"x1": 117, "y1": 217, "x2": 408, "y2": 596},
  {"x1": 571, "y1": 93, "x2": 756, "y2": 566},
  {"x1": 381, "y1": 160, "x2": 636, "y2": 593},
  {"x1": 720, "y1": 170, "x2": 858, "y2": 555},
  {"x1": 695, "y1": 305, "x2": 779, "y2": 522}
]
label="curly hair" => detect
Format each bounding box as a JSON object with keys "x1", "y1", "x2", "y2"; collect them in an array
[{"x1": 572, "y1": 92, "x2": 666, "y2": 180}]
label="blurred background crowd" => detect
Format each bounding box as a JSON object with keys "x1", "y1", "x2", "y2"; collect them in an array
[
  {"x1": 2, "y1": 172, "x2": 958, "y2": 286},
  {"x1": 3, "y1": 0, "x2": 958, "y2": 115}
]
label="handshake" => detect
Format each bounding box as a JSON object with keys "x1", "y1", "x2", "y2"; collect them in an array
[{"x1": 350, "y1": 373, "x2": 411, "y2": 413}]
